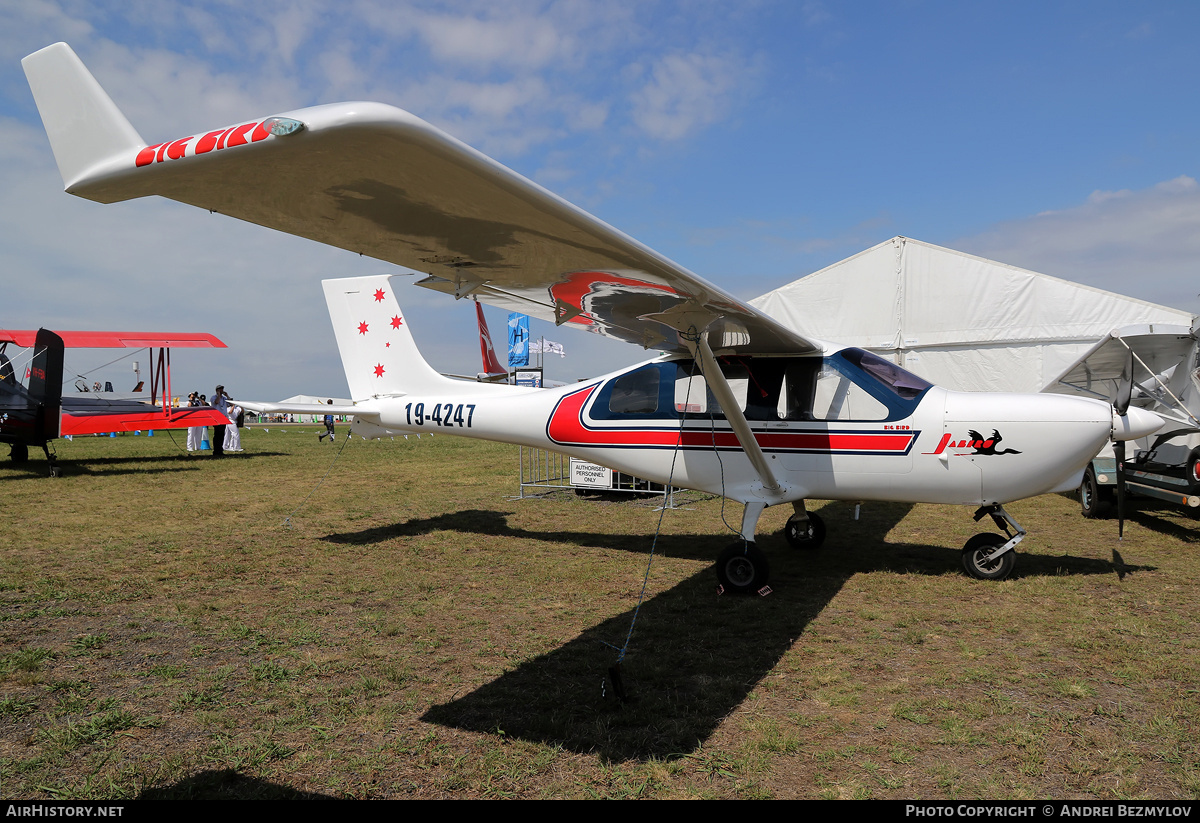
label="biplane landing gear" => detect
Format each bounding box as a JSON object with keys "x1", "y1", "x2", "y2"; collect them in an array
[
  {"x1": 42, "y1": 443, "x2": 61, "y2": 478},
  {"x1": 9, "y1": 443, "x2": 28, "y2": 463},
  {"x1": 961, "y1": 504, "x2": 1024, "y2": 581},
  {"x1": 716, "y1": 542, "x2": 770, "y2": 594},
  {"x1": 783, "y1": 500, "x2": 825, "y2": 550}
]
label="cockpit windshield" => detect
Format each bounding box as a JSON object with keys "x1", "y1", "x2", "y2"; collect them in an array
[{"x1": 840, "y1": 348, "x2": 932, "y2": 399}]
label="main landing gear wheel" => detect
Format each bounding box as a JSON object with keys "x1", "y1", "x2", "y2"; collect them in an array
[
  {"x1": 784, "y1": 511, "x2": 826, "y2": 550},
  {"x1": 716, "y1": 542, "x2": 770, "y2": 595},
  {"x1": 10, "y1": 443, "x2": 28, "y2": 463},
  {"x1": 961, "y1": 533, "x2": 1016, "y2": 581},
  {"x1": 1079, "y1": 467, "x2": 1112, "y2": 519}
]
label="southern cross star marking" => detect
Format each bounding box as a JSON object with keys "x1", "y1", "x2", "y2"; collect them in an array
[
  {"x1": 373, "y1": 288, "x2": 386, "y2": 302},
  {"x1": 390, "y1": 315, "x2": 403, "y2": 329},
  {"x1": 357, "y1": 321, "x2": 369, "y2": 335},
  {"x1": 374, "y1": 363, "x2": 385, "y2": 377}
]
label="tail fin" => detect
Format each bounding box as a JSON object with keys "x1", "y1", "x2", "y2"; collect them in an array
[
  {"x1": 28, "y1": 329, "x2": 64, "y2": 441},
  {"x1": 476, "y1": 301, "x2": 507, "y2": 375},
  {"x1": 22, "y1": 43, "x2": 144, "y2": 190},
  {"x1": 322, "y1": 275, "x2": 455, "y2": 400}
]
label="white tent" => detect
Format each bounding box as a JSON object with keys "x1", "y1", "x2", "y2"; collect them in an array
[{"x1": 750, "y1": 236, "x2": 1193, "y2": 393}]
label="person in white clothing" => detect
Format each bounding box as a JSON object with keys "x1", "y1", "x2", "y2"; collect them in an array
[
  {"x1": 224, "y1": 399, "x2": 243, "y2": 452},
  {"x1": 186, "y1": 391, "x2": 203, "y2": 451}
]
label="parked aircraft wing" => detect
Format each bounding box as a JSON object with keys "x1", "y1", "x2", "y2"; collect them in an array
[
  {"x1": 1044, "y1": 324, "x2": 1195, "y2": 403},
  {"x1": 0, "y1": 330, "x2": 226, "y2": 348},
  {"x1": 23, "y1": 42, "x2": 820, "y2": 359},
  {"x1": 59, "y1": 399, "x2": 230, "y2": 436}
]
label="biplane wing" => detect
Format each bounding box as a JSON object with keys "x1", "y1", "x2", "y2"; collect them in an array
[
  {"x1": 0, "y1": 330, "x2": 225, "y2": 349},
  {"x1": 22, "y1": 42, "x2": 820, "y2": 360}
]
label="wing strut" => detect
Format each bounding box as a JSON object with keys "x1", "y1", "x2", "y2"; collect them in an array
[
  {"x1": 686, "y1": 333, "x2": 783, "y2": 498},
  {"x1": 1114, "y1": 335, "x2": 1200, "y2": 427}
]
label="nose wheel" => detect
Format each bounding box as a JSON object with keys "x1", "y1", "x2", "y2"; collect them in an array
[
  {"x1": 962, "y1": 504, "x2": 1023, "y2": 581},
  {"x1": 961, "y1": 533, "x2": 1016, "y2": 580}
]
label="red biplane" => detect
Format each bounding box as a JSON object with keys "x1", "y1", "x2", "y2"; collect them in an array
[{"x1": 1, "y1": 328, "x2": 231, "y2": 474}]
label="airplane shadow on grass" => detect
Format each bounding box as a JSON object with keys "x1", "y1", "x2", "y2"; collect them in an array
[
  {"x1": 328, "y1": 501, "x2": 1149, "y2": 761},
  {"x1": 1, "y1": 451, "x2": 289, "y2": 479}
]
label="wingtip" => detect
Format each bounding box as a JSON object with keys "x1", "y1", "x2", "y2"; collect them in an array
[{"x1": 22, "y1": 42, "x2": 145, "y2": 191}]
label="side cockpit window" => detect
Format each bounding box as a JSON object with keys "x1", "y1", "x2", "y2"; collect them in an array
[
  {"x1": 608, "y1": 365, "x2": 661, "y2": 415},
  {"x1": 593, "y1": 350, "x2": 928, "y2": 423}
]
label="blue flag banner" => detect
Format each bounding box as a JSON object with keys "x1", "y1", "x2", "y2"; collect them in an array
[{"x1": 508, "y1": 313, "x2": 530, "y2": 368}]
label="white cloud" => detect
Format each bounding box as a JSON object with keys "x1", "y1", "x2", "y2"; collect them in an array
[
  {"x1": 629, "y1": 52, "x2": 747, "y2": 140},
  {"x1": 958, "y1": 176, "x2": 1200, "y2": 315},
  {"x1": 410, "y1": 11, "x2": 573, "y2": 70}
]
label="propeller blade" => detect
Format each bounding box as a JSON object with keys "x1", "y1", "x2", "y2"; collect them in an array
[
  {"x1": 1114, "y1": 351, "x2": 1133, "y2": 416},
  {"x1": 1114, "y1": 438, "x2": 1126, "y2": 540}
]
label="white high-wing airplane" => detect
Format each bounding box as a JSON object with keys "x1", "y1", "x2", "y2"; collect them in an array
[{"x1": 22, "y1": 43, "x2": 1164, "y2": 591}]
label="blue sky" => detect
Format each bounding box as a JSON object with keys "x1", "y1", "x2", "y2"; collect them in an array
[{"x1": 2, "y1": 1, "x2": 1199, "y2": 400}]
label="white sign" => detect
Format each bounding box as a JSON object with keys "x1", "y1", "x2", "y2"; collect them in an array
[
  {"x1": 570, "y1": 457, "x2": 613, "y2": 489},
  {"x1": 514, "y1": 369, "x2": 543, "y2": 388}
]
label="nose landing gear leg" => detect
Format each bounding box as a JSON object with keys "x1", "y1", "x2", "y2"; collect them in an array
[{"x1": 962, "y1": 504, "x2": 1024, "y2": 580}]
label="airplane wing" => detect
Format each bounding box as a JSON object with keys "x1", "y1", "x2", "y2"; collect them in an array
[
  {"x1": 0, "y1": 331, "x2": 225, "y2": 348},
  {"x1": 59, "y1": 398, "x2": 230, "y2": 436},
  {"x1": 23, "y1": 43, "x2": 820, "y2": 358},
  {"x1": 1044, "y1": 323, "x2": 1197, "y2": 421}
]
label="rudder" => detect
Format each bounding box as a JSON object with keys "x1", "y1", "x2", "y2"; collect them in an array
[
  {"x1": 28, "y1": 329, "x2": 64, "y2": 441},
  {"x1": 322, "y1": 275, "x2": 452, "y2": 400}
]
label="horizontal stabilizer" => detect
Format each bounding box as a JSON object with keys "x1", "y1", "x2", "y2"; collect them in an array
[{"x1": 237, "y1": 400, "x2": 362, "y2": 416}]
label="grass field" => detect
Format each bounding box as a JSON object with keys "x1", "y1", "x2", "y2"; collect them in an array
[{"x1": 1, "y1": 427, "x2": 1198, "y2": 799}]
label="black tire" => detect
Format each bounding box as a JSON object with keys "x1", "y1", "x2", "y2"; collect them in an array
[
  {"x1": 784, "y1": 511, "x2": 826, "y2": 549},
  {"x1": 716, "y1": 542, "x2": 770, "y2": 594},
  {"x1": 9, "y1": 443, "x2": 28, "y2": 463},
  {"x1": 961, "y1": 533, "x2": 1016, "y2": 581},
  {"x1": 1187, "y1": 447, "x2": 1200, "y2": 488},
  {"x1": 1080, "y1": 467, "x2": 1112, "y2": 519}
]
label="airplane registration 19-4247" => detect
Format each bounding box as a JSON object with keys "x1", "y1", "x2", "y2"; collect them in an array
[{"x1": 21, "y1": 43, "x2": 1163, "y2": 591}]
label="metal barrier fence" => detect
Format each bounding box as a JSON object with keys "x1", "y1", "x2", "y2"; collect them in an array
[{"x1": 517, "y1": 446, "x2": 676, "y2": 506}]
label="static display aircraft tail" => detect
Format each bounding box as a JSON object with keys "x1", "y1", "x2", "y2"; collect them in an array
[
  {"x1": 322, "y1": 275, "x2": 461, "y2": 401},
  {"x1": 0, "y1": 329, "x2": 65, "y2": 450},
  {"x1": 27, "y1": 329, "x2": 64, "y2": 441},
  {"x1": 476, "y1": 301, "x2": 507, "y2": 378}
]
